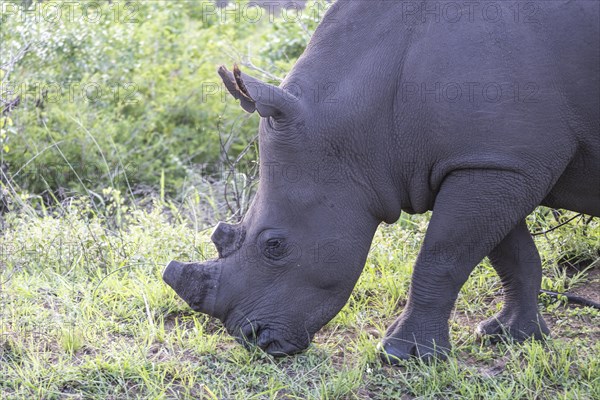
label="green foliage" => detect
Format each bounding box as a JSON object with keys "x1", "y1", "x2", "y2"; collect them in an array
[
  {"x1": 1, "y1": 1, "x2": 325, "y2": 200},
  {"x1": 0, "y1": 116, "x2": 12, "y2": 155},
  {"x1": 259, "y1": 1, "x2": 325, "y2": 72}
]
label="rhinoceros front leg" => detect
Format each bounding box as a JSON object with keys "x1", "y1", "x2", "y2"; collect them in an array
[
  {"x1": 380, "y1": 169, "x2": 554, "y2": 364},
  {"x1": 477, "y1": 220, "x2": 549, "y2": 341}
]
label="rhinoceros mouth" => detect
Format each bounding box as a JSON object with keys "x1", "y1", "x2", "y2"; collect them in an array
[{"x1": 234, "y1": 322, "x2": 309, "y2": 356}]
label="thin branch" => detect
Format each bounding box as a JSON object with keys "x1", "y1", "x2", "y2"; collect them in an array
[
  {"x1": 1, "y1": 43, "x2": 31, "y2": 82},
  {"x1": 540, "y1": 289, "x2": 600, "y2": 309},
  {"x1": 239, "y1": 56, "x2": 283, "y2": 82},
  {"x1": 1, "y1": 36, "x2": 32, "y2": 112},
  {"x1": 531, "y1": 213, "x2": 585, "y2": 236}
]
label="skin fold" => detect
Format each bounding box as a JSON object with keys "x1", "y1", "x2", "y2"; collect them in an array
[{"x1": 163, "y1": 0, "x2": 599, "y2": 363}]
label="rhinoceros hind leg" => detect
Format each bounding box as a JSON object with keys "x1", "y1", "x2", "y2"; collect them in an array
[
  {"x1": 477, "y1": 220, "x2": 550, "y2": 342},
  {"x1": 476, "y1": 312, "x2": 549, "y2": 342}
]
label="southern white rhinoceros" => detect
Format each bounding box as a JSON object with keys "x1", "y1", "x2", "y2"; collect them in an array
[{"x1": 163, "y1": 0, "x2": 599, "y2": 363}]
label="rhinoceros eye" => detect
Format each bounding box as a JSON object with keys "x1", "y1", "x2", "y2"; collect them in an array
[{"x1": 263, "y1": 238, "x2": 287, "y2": 260}]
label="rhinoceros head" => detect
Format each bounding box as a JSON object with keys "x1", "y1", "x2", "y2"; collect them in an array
[{"x1": 163, "y1": 65, "x2": 382, "y2": 356}]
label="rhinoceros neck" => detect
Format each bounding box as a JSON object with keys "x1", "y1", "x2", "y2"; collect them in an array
[{"x1": 282, "y1": 1, "x2": 418, "y2": 223}]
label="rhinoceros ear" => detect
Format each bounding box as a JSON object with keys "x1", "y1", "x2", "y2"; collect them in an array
[{"x1": 218, "y1": 64, "x2": 299, "y2": 119}]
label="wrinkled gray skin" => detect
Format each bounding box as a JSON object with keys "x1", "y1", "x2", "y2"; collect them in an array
[{"x1": 164, "y1": 0, "x2": 599, "y2": 363}]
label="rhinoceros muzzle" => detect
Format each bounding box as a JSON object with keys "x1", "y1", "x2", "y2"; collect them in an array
[
  {"x1": 236, "y1": 322, "x2": 309, "y2": 356},
  {"x1": 163, "y1": 260, "x2": 223, "y2": 319}
]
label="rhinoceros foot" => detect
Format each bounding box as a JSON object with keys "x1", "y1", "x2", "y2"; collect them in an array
[
  {"x1": 378, "y1": 314, "x2": 451, "y2": 365},
  {"x1": 477, "y1": 310, "x2": 550, "y2": 343}
]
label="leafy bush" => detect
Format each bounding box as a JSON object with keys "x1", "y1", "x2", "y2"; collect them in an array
[{"x1": 0, "y1": 0, "x2": 327, "y2": 203}]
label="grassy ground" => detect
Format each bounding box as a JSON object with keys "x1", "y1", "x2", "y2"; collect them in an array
[{"x1": 0, "y1": 197, "x2": 598, "y2": 399}]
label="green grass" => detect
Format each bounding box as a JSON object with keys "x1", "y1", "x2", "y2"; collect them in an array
[{"x1": 1, "y1": 198, "x2": 598, "y2": 399}]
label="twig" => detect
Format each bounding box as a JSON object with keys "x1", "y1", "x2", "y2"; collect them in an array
[
  {"x1": 239, "y1": 57, "x2": 283, "y2": 82},
  {"x1": 216, "y1": 108, "x2": 259, "y2": 222},
  {"x1": 1, "y1": 40, "x2": 32, "y2": 85},
  {"x1": 539, "y1": 289, "x2": 600, "y2": 309},
  {"x1": 217, "y1": 117, "x2": 238, "y2": 218},
  {"x1": 531, "y1": 213, "x2": 585, "y2": 236},
  {"x1": 1, "y1": 35, "x2": 32, "y2": 113}
]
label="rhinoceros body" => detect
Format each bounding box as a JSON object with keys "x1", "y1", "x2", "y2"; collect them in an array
[{"x1": 164, "y1": 0, "x2": 599, "y2": 362}]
